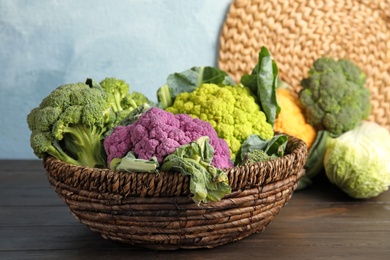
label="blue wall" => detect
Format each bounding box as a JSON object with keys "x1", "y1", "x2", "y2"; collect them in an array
[{"x1": 0, "y1": 0, "x2": 232, "y2": 159}]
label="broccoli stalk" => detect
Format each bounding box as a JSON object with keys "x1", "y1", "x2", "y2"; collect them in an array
[
  {"x1": 156, "y1": 84, "x2": 173, "y2": 109},
  {"x1": 28, "y1": 119, "x2": 108, "y2": 168},
  {"x1": 29, "y1": 132, "x2": 80, "y2": 166},
  {"x1": 58, "y1": 124, "x2": 107, "y2": 168}
]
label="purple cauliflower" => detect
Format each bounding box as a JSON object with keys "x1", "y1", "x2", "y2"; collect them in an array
[{"x1": 104, "y1": 107, "x2": 233, "y2": 169}]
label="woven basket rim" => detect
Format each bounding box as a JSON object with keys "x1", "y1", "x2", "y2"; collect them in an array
[
  {"x1": 218, "y1": 0, "x2": 390, "y2": 130},
  {"x1": 44, "y1": 134, "x2": 307, "y2": 198}
]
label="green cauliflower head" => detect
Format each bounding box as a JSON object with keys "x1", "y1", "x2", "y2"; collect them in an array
[
  {"x1": 166, "y1": 83, "x2": 274, "y2": 159},
  {"x1": 299, "y1": 57, "x2": 371, "y2": 137}
]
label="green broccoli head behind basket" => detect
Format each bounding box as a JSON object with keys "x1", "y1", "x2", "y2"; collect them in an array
[{"x1": 299, "y1": 57, "x2": 371, "y2": 137}]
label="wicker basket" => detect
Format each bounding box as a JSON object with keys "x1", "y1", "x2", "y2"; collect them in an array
[
  {"x1": 44, "y1": 134, "x2": 307, "y2": 250},
  {"x1": 218, "y1": 0, "x2": 390, "y2": 130}
]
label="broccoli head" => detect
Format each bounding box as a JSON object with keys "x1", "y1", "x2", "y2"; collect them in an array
[
  {"x1": 27, "y1": 81, "x2": 117, "y2": 168},
  {"x1": 99, "y1": 77, "x2": 151, "y2": 123},
  {"x1": 299, "y1": 57, "x2": 371, "y2": 137}
]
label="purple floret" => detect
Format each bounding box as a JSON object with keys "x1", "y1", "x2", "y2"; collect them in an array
[
  {"x1": 104, "y1": 107, "x2": 233, "y2": 169},
  {"x1": 104, "y1": 126, "x2": 132, "y2": 166}
]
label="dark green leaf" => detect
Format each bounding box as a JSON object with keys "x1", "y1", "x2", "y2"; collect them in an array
[
  {"x1": 240, "y1": 46, "x2": 280, "y2": 126},
  {"x1": 264, "y1": 134, "x2": 288, "y2": 157},
  {"x1": 296, "y1": 130, "x2": 329, "y2": 191},
  {"x1": 304, "y1": 130, "x2": 329, "y2": 179},
  {"x1": 235, "y1": 134, "x2": 288, "y2": 165}
]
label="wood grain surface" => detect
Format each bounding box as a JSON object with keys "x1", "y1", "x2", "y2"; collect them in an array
[{"x1": 1, "y1": 160, "x2": 389, "y2": 259}]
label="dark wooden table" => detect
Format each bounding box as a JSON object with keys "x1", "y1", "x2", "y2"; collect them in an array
[{"x1": 1, "y1": 160, "x2": 389, "y2": 259}]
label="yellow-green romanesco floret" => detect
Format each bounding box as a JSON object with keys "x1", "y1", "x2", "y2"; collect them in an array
[{"x1": 166, "y1": 83, "x2": 274, "y2": 159}]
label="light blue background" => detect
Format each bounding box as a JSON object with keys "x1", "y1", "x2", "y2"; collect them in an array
[{"x1": 0, "y1": 0, "x2": 232, "y2": 159}]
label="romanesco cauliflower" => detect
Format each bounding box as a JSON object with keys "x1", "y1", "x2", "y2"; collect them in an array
[{"x1": 166, "y1": 83, "x2": 274, "y2": 159}]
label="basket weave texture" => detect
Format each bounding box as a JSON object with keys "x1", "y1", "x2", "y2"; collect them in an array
[
  {"x1": 44, "y1": 134, "x2": 307, "y2": 250},
  {"x1": 218, "y1": 0, "x2": 390, "y2": 130}
]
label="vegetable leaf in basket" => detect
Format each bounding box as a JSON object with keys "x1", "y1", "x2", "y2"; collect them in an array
[
  {"x1": 161, "y1": 136, "x2": 231, "y2": 204},
  {"x1": 110, "y1": 151, "x2": 159, "y2": 173},
  {"x1": 235, "y1": 134, "x2": 288, "y2": 165},
  {"x1": 156, "y1": 66, "x2": 236, "y2": 109},
  {"x1": 240, "y1": 46, "x2": 280, "y2": 127}
]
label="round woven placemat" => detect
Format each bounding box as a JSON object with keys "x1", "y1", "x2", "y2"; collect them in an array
[{"x1": 218, "y1": 0, "x2": 390, "y2": 129}]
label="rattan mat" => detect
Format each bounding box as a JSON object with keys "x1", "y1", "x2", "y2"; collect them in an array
[{"x1": 218, "y1": 0, "x2": 390, "y2": 129}]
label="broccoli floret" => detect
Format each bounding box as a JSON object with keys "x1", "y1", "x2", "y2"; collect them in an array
[
  {"x1": 299, "y1": 57, "x2": 371, "y2": 137},
  {"x1": 127, "y1": 92, "x2": 151, "y2": 107},
  {"x1": 99, "y1": 77, "x2": 130, "y2": 112},
  {"x1": 99, "y1": 77, "x2": 151, "y2": 123},
  {"x1": 242, "y1": 149, "x2": 275, "y2": 165},
  {"x1": 27, "y1": 82, "x2": 116, "y2": 168}
]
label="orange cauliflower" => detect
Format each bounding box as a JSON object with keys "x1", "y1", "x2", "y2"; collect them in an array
[{"x1": 274, "y1": 88, "x2": 316, "y2": 150}]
